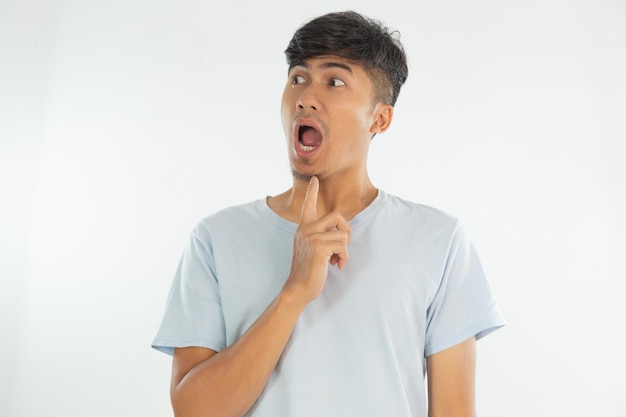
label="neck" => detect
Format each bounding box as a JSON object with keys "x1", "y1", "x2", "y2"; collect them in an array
[{"x1": 268, "y1": 172, "x2": 378, "y2": 223}]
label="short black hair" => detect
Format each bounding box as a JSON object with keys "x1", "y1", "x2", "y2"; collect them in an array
[{"x1": 284, "y1": 11, "x2": 408, "y2": 106}]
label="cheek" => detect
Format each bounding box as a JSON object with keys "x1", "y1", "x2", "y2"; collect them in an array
[
  {"x1": 337, "y1": 99, "x2": 374, "y2": 124},
  {"x1": 357, "y1": 105, "x2": 377, "y2": 129},
  {"x1": 340, "y1": 109, "x2": 376, "y2": 134}
]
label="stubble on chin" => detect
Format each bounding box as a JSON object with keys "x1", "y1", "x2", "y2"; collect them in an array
[{"x1": 290, "y1": 168, "x2": 318, "y2": 182}]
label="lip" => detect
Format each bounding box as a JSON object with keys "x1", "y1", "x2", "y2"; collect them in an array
[{"x1": 293, "y1": 117, "x2": 324, "y2": 158}]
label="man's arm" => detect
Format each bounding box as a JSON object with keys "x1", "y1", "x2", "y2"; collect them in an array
[
  {"x1": 169, "y1": 177, "x2": 351, "y2": 417},
  {"x1": 170, "y1": 290, "x2": 306, "y2": 417},
  {"x1": 427, "y1": 336, "x2": 477, "y2": 417}
]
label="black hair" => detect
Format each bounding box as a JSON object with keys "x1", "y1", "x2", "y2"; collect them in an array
[{"x1": 284, "y1": 10, "x2": 408, "y2": 106}]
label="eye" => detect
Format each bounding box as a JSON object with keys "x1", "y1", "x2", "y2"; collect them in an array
[
  {"x1": 330, "y1": 78, "x2": 346, "y2": 87},
  {"x1": 292, "y1": 75, "x2": 306, "y2": 85}
]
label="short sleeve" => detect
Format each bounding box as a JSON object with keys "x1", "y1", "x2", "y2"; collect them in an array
[
  {"x1": 424, "y1": 221, "x2": 505, "y2": 357},
  {"x1": 151, "y1": 223, "x2": 226, "y2": 356}
]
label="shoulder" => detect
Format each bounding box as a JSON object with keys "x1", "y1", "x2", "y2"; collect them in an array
[
  {"x1": 380, "y1": 191, "x2": 461, "y2": 231},
  {"x1": 192, "y1": 199, "x2": 264, "y2": 238}
]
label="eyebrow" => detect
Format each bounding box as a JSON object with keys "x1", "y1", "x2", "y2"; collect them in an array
[
  {"x1": 292, "y1": 61, "x2": 354, "y2": 74},
  {"x1": 320, "y1": 61, "x2": 353, "y2": 73}
]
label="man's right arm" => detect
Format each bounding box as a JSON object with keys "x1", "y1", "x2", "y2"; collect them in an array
[
  {"x1": 170, "y1": 177, "x2": 351, "y2": 417},
  {"x1": 170, "y1": 288, "x2": 306, "y2": 417}
]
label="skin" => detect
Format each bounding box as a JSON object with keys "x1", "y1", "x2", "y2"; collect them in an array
[{"x1": 170, "y1": 55, "x2": 477, "y2": 417}]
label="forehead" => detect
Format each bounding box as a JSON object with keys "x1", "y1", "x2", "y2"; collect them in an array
[{"x1": 290, "y1": 55, "x2": 366, "y2": 74}]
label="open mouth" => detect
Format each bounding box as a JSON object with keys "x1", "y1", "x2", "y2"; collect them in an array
[{"x1": 298, "y1": 125, "x2": 322, "y2": 152}]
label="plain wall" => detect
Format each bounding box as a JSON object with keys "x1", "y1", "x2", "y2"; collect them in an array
[{"x1": 1, "y1": 0, "x2": 625, "y2": 416}]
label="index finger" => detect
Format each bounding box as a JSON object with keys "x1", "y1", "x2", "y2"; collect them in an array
[{"x1": 299, "y1": 176, "x2": 319, "y2": 225}]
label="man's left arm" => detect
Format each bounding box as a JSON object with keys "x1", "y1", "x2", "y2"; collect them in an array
[{"x1": 426, "y1": 336, "x2": 477, "y2": 417}]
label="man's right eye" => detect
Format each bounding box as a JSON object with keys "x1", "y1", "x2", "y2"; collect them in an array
[{"x1": 292, "y1": 75, "x2": 306, "y2": 84}]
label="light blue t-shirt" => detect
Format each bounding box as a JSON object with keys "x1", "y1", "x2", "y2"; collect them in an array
[{"x1": 152, "y1": 190, "x2": 505, "y2": 417}]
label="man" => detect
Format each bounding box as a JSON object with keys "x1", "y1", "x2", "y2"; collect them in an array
[{"x1": 152, "y1": 10, "x2": 505, "y2": 417}]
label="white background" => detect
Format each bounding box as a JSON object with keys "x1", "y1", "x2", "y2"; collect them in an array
[{"x1": 1, "y1": 0, "x2": 625, "y2": 416}]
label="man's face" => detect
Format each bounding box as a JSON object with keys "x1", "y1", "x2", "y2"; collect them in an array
[{"x1": 281, "y1": 56, "x2": 389, "y2": 181}]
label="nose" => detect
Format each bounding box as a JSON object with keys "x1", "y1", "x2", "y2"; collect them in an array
[{"x1": 296, "y1": 85, "x2": 319, "y2": 111}]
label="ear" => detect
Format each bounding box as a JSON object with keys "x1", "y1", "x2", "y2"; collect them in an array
[{"x1": 369, "y1": 103, "x2": 394, "y2": 135}]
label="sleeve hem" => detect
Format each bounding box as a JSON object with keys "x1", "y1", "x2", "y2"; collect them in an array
[
  {"x1": 151, "y1": 337, "x2": 226, "y2": 357},
  {"x1": 424, "y1": 316, "x2": 506, "y2": 357}
]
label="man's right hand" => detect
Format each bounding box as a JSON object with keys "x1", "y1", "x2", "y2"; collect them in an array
[{"x1": 283, "y1": 176, "x2": 352, "y2": 304}]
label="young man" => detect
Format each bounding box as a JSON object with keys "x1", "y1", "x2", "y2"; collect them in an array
[{"x1": 152, "y1": 10, "x2": 505, "y2": 417}]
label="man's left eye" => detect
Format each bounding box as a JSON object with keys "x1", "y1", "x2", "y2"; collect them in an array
[{"x1": 330, "y1": 78, "x2": 346, "y2": 87}]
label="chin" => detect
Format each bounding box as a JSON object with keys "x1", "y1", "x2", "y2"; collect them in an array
[{"x1": 290, "y1": 168, "x2": 319, "y2": 182}]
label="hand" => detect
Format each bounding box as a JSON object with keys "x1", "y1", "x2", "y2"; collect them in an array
[{"x1": 283, "y1": 176, "x2": 352, "y2": 304}]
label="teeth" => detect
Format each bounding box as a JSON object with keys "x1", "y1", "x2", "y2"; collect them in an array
[{"x1": 299, "y1": 143, "x2": 316, "y2": 152}]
